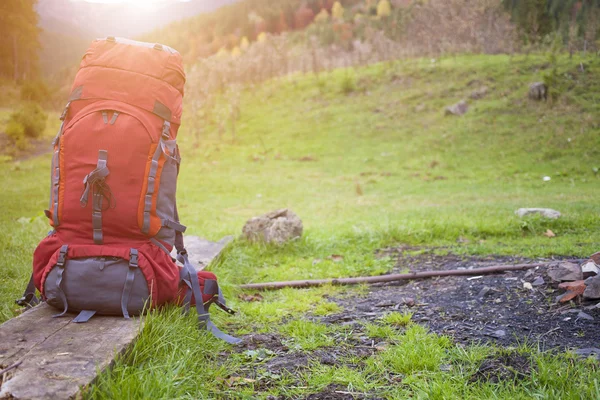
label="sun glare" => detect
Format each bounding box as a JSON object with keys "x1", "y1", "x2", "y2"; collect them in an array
[{"x1": 81, "y1": 0, "x2": 187, "y2": 9}]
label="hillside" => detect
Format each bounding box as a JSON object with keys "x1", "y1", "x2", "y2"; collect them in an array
[
  {"x1": 35, "y1": 0, "x2": 239, "y2": 77},
  {"x1": 1, "y1": 52, "x2": 599, "y2": 398}
]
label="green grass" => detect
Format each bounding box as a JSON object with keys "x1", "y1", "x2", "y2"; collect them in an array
[{"x1": 2, "y1": 52, "x2": 600, "y2": 398}]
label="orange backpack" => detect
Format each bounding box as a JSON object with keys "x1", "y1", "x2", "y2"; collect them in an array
[{"x1": 17, "y1": 37, "x2": 239, "y2": 343}]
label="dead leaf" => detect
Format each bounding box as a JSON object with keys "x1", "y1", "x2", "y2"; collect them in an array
[
  {"x1": 327, "y1": 254, "x2": 344, "y2": 262},
  {"x1": 218, "y1": 376, "x2": 256, "y2": 387},
  {"x1": 298, "y1": 155, "x2": 317, "y2": 162},
  {"x1": 430, "y1": 160, "x2": 439, "y2": 168},
  {"x1": 544, "y1": 229, "x2": 556, "y2": 238},
  {"x1": 238, "y1": 293, "x2": 264, "y2": 302},
  {"x1": 356, "y1": 183, "x2": 363, "y2": 196}
]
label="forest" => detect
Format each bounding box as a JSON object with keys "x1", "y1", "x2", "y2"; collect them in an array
[{"x1": 1, "y1": 0, "x2": 600, "y2": 84}]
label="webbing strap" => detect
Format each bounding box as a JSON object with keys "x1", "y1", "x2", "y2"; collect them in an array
[
  {"x1": 102, "y1": 111, "x2": 108, "y2": 124},
  {"x1": 141, "y1": 139, "x2": 163, "y2": 234},
  {"x1": 177, "y1": 252, "x2": 241, "y2": 344},
  {"x1": 80, "y1": 150, "x2": 109, "y2": 245},
  {"x1": 15, "y1": 273, "x2": 40, "y2": 308},
  {"x1": 121, "y1": 249, "x2": 138, "y2": 319},
  {"x1": 50, "y1": 150, "x2": 60, "y2": 227},
  {"x1": 80, "y1": 151, "x2": 109, "y2": 207},
  {"x1": 162, "y1": 219, "x2": 187, "y2": 233},
  {"x1": 92, "y1": 191, "x2": 104, "y2": 244},
  {"x1": 174, "y1": 204, "x2": 184, "y2": 254},
  {"x1": 53, "y1": 245, "x2": 69, "y2": 318},
  {"x1": 73, "y1": 310, "x2": 96, "y2": 323}
]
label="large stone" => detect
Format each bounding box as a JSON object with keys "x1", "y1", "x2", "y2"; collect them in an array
[
  {"x1": 547, "y1": 262, "x2": 583, "y2": 282},
  {"x1": 242, "y1": 209, "x2": 303, "y2": 244},
  {"x1": 445, "y1": 100, "x2": 469, "y2": 116},
  {"x1": 583, "y1": 275, "x2": 600, "y2": 300},
  {"x1": 515, "y1": 208, "x2": 561, "y2": 219},
  {"x1": 528, "y1": 82, "x2": 547, "y2": 101}
]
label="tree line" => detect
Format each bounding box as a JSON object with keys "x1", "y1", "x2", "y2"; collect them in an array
[{"x1": 0, "y1": 0, "x2": 40, "y2": 82}]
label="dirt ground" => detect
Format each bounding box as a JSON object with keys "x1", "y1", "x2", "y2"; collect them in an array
[
  {"x1": 332, "y1": 249, "x2": 600, "y2": 351},
  {"x1": 234, "y1": 248, "x2": 600, "y2": 399}
]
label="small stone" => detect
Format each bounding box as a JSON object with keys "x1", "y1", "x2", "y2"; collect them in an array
[
  {"x1": 528, "y1": 82, "x2": 547, "y2": 101},
  {"x1": 532, "y1": 276, "x2": 545, "y2": 286},
  {"x1": 573, "y1": 348, "x2": 600, "y2": 361},
  {"x1": 583, "y1": 275, "x2": 600, "y2": 300},
  {"x1": 492, "y1": 329, "x2": 506, "y2": 338},
  {"x1": 477, "y1": 286, "x2": 491, "y2": 298},
  {"x1": 581, "y1": 260, "x2": 600, "y2": 278},
  {"x1": 548, "y1": 262, "x2": 583, "y2": 282},
  {"x1": 523, "y1": 282, "x2": 533, "y2": 290},
  {"x1": 515, "y1": 208, "x2": 561, "y2": 219},
  {"x1": 557, "y1": 280, "x2": 587, "y2": 303},
  {"x1": 445, "y1": 100, "x2": 469, "y2": 116},
  {"x1": 470, "y1": 86, "x2": 489, "y2": 100},
  {"x1": 576, "y1": 311, "x2": 594, "y2": 321}
]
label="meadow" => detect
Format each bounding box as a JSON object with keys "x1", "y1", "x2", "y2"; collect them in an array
[{"x1": 1, "y1": 53, "x2": 600, "y2": 398}]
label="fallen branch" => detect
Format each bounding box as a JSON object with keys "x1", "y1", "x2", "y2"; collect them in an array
[
  {"x1": 240, "y1": 262, "x2": 552, "y2": 291},
  {"x1": 0, "y1": 360, "x2": 22, "y2": 376}
]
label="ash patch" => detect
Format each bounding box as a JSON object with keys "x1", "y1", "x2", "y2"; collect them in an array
[
  {"x1": 304, "y1": 384, "x2": 384, "y2": 400},
  {"x1": 471, "y1": 352, "x2": 533, "y2": 383},
  {"x1": 328, "y1": 250, "x2": 600, "y2": 351}
]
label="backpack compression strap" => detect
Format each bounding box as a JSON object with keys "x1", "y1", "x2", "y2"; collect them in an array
[
  {"x1": 16, "y1": 273, "x2": 40, "y2": 308},
  {"x1": 177, "y1": 250, "x2": 241, "y2": 344}
]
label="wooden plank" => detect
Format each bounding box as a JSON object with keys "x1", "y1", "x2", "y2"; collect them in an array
[
  {"x1": 0, "y1": 236, "x2": 232, "y2": 399},
  {"x1": 0, "y1": 306, "x2": 139, "y2": 399},
  {"x1": 174, "y1": 235, "x2": 233, "y2": 271}
]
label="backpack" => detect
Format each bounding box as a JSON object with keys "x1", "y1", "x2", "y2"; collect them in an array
[{"x1": 17, "y1": 37, "x2": 239, "y2": 344}]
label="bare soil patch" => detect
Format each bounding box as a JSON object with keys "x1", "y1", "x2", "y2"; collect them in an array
[
  {"x1": 330, "y1": 249, "x2": 599, "y2": 351},
  {"x1": 231, "y1": 248, "x2": 599, "y2": 399}
]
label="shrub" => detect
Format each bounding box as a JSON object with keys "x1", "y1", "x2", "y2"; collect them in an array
[
  {"x1": 20, "y1": 80, "x2": 51, "y2": 103},
  {"x1": 9, "y1": 103, "x2": 48, "y2": 139},
  {"x1": 340, "y1": 73, "x2": 356, "y2": 94},
  {"x1": 5, "y1": 120, "x2": 28, "y2": 150}
]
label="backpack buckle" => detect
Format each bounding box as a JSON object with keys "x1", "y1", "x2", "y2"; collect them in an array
[
  {"x1": 161, "y1": 121, "x2": 171, "y2": 140},
  {"x1": 214, "y1": 300, "x2": 236, "y2": 315},
  {"x1": 56, "y1": 245, "x2": 68, "y2": 267},
  {"x1": 129, "y1": 249, "x2": 139, "y2": 268}
]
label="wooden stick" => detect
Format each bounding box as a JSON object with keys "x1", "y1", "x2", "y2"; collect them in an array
[
  {"x1": 239, "y1": 262, "x2": 550, "y2": 291},
  {"x1": 0, "y1": 360, "x2": 22, "y2": 376}
]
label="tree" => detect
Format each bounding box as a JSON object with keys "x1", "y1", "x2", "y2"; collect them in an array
[
  {"x1": 377, "y1": 0, "x2": 392, "y2": 18},
  {"x1": 0, "y1": 0, "x2": 40, "y2": 81},
  {"x1": 332, "y1": 1, "x2": 344, "y2": 20},
  {"x1": 314, "y1": 8, "x2": 330, "y2": 23}
]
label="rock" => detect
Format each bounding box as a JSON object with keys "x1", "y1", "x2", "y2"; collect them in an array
[
  {"x1": 576, "y1": 311, "x2": 594, "y2": 321},
  {"x1": 515, "y1": 208, "x2": 561, "y2": 219},
  {"x1": 581, "y1": 260, "x2": 600, "y2": 278},
  {"x1": 242, "y1": 209, "x2": 303, "y2": 244},
  {"x1": 445, "y1": 100, "x2": 469, "y2": 116},
  {"x1": 557, "y1": 280, "x2": 587, "y2": 303},
  {"x1": 523, "y1": 282, "x2": 533, "y2": 290},
  {"x1": 528, "y1": 82, "x2": 547, "y2": 101},
  {"x1": 470, "y1": 86, "x2": 489, "y2": 100},
  {"x1": 573, "y1": 348, "x2": 600, "y2": 361},
  {"x1": 548, "y1": 262, "x2": 583, "y2": 282},
  {"x1": 532, "y1": 276, "x2": 545, "y2": 286},
  {"x1": 477, "y1": 286, "x2": 491, "y2": 299},
  {"x1": 583, "y1": 275, "x2": 600, "y2": 300}
]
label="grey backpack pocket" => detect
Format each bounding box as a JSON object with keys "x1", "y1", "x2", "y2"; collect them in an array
[{"x1": 45, "y1": 255, "x2": 149, "y2": 317}]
